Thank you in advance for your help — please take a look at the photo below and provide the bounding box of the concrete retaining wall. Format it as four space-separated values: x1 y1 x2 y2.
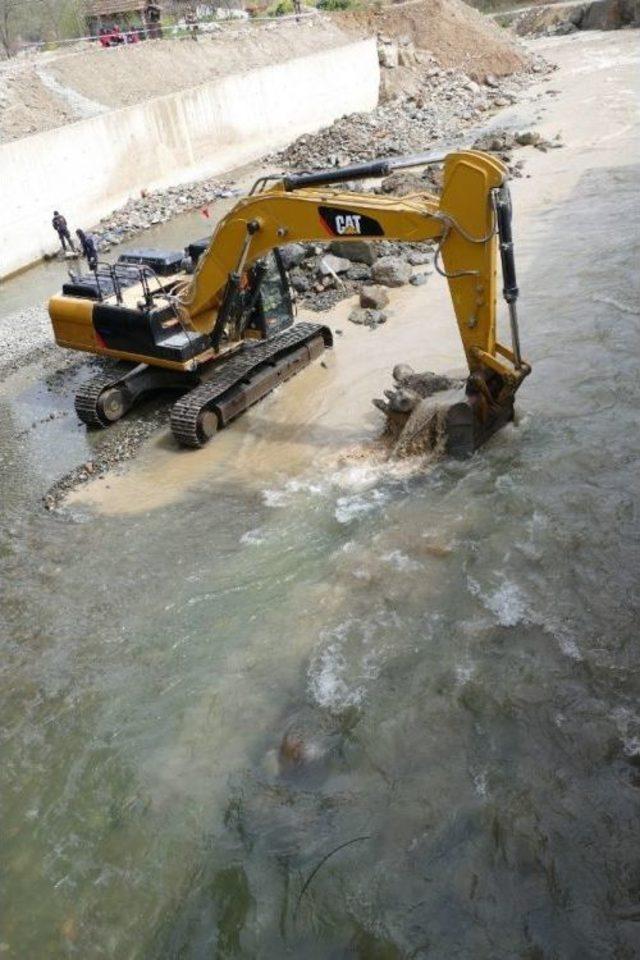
0 38 379 279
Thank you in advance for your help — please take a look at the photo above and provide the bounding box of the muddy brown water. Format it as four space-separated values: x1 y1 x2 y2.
1 31 640 959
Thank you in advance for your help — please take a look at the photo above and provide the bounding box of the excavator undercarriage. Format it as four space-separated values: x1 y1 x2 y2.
48 149 530 456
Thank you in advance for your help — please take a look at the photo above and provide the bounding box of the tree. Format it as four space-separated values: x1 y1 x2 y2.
0 0 19 57
0 0 88 57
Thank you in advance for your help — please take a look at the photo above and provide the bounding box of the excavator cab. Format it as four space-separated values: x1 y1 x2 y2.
254 250 294 338
231 250 294 341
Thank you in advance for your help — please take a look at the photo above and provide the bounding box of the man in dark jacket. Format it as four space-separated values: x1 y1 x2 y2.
76 229 98 269
52 211 75 252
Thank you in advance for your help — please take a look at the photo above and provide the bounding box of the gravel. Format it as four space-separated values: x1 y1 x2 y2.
0 305 55 381
43 401 172 511
88 177 239 256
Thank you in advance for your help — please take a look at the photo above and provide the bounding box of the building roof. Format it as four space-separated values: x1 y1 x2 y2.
85 0 147 17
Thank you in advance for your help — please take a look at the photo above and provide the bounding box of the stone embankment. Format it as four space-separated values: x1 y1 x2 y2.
512 0 640 36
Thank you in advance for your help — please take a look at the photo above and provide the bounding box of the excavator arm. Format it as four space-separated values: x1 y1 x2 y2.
49 149 530 454
181 150 529 399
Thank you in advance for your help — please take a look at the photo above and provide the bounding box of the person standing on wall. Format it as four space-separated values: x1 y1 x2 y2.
52 212 75 253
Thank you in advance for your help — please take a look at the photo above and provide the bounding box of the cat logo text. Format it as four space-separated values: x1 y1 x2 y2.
318 205 385 238
335 214 362 235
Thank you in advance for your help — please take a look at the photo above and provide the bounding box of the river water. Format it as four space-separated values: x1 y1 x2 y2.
1 31 639 959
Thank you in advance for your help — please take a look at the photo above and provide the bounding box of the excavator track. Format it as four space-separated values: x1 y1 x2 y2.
170 322 332 448
74 369 130 427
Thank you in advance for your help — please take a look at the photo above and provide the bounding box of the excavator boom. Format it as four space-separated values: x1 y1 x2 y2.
47 150 530 452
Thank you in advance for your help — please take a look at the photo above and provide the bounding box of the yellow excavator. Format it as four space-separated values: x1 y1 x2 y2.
48 149 530 455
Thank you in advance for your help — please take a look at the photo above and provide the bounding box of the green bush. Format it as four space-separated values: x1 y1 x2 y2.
317 0 356 10
268 0 293 14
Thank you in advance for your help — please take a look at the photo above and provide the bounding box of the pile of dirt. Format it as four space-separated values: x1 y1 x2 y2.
0 56 80 141
269 56 548 170
337 0 531 81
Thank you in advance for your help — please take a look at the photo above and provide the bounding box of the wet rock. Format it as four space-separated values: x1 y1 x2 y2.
407 250 431 266
329 240 376 265
372 256 411 288
515 130 542 146
288 268 310 293
279 733 305 768
360 285 390 310
346 263 373 282
349 307 388 327
393 368 464 398
384 386 421 413
393 363 415 381
279 243 307 269
318 254 351 276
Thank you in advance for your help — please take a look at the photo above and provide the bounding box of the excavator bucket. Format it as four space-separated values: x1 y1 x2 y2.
373 365 516 459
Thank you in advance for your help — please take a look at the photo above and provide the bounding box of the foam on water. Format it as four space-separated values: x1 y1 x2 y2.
467 575 528 627
334 488 387 525
307 615 394 712
381 549 422 572
241 528 266 546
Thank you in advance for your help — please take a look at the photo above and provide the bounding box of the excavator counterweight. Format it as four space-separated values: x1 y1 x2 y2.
47 150 530 454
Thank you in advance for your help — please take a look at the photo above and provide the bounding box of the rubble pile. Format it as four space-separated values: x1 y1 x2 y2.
270 47 549 171
281 237 434 319
89 178 238 254
471 127 565 175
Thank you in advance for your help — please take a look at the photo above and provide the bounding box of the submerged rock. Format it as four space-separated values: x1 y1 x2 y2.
349 307 388 327
360 285 390 310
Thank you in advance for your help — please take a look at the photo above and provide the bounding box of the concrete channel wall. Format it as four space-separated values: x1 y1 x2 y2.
0 38 379 279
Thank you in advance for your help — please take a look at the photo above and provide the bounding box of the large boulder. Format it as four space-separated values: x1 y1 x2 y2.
279 243 307 270
378 39 399 68
318 254 351 276
582 0 639 29
329 240 377 265
360 285 390 310
372 256 411 288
